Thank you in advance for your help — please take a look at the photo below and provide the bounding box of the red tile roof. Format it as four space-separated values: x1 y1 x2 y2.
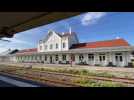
70 39 130 49
15 39 130 55
16 48 37 55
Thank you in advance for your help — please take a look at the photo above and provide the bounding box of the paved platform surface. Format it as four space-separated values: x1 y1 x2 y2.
0 73 50 87
0 79 16 87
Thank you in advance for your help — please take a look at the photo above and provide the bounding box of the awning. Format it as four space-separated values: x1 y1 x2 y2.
0 12 82 38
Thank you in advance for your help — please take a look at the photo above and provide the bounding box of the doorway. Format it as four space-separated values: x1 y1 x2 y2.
99 54 106 66
115 53 123 67
88 54 94 65
50 56 53 64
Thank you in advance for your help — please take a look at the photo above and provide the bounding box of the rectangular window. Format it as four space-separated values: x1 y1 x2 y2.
115 56 118 61
63 43 66 48
39 55 42 60
88 54 94 61
35 56 37 60
40 46 42 50
33 56 35 60
45 55 47 61
120 56 123 62
115 53 123 62
31 56 33 60
55 55 59 61
26 56 28 60
103 56 105 61
45 45 47 50
99 56 102 61
62 55 66 61
99 54 106 61
25 56 27 60
50 44 53 49
79 54 84 61
56 43 58 49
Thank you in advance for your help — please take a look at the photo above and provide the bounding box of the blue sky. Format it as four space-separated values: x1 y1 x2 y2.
0 12 134 53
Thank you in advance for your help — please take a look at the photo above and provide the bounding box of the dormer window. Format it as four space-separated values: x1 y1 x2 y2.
39 40 43 44
63 42 66 48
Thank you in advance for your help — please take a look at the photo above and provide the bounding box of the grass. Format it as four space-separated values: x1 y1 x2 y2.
34 67 116 78
0 65 130 87
0 64 133 80
73 78 126 87
0 64 133 79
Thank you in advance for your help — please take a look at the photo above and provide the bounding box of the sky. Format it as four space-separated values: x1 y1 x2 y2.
0 12 134 53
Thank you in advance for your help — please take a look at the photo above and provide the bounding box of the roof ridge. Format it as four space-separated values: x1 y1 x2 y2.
77 38 126 44
90 38 125 44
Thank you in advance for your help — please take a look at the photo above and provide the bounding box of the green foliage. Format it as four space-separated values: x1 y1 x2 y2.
35 67 116 78
74 79 126 87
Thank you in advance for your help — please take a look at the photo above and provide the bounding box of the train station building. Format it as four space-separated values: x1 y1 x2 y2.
9 30 134 67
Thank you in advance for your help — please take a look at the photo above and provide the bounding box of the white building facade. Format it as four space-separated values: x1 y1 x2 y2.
12 30 134 67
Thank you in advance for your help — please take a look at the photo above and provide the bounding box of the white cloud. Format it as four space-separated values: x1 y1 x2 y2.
81 12 106 26
115 36 121 39
3 37 33 46
14 39 32 45
0 38 33 53
0 48 8 53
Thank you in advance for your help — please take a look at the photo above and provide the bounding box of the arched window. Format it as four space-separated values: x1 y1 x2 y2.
56 43 58 49
63 42 66 48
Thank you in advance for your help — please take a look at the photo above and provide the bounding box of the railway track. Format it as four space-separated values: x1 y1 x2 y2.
1 66 134 86
0 72 81 87
0 68 81 87
28 69 134 85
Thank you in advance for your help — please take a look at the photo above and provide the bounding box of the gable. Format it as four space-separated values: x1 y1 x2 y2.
42 31 61 43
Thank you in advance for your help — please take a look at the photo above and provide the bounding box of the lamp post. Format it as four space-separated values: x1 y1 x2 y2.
70 54 74 67
70 60 72 67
